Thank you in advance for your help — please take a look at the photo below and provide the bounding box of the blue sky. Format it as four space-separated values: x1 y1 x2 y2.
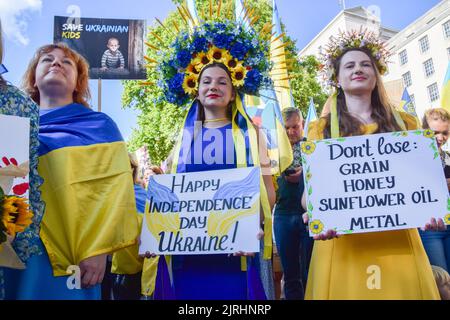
1 0 442 141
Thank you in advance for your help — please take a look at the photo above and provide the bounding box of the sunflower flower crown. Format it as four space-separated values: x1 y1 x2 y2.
0 186 33 244
320 29 390 87
154 20 272 106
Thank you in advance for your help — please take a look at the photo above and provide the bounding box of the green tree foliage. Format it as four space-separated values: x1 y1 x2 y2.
122 0 326 164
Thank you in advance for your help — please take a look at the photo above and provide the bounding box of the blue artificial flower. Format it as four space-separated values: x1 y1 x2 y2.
176 49 192 69
244 69 262 93
190 37 208 53
213 33 232 49
168 73 185 94
230 41 247 60
215 23 227 33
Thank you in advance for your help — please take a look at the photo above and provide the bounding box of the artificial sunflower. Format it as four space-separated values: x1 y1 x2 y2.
182 73 198 96
207 46 228 64
423 129 434 139
186 63 200 75
444 213 450 225
309 219 324 235
301 141 316 155
231 65 247 87
192 52 212 73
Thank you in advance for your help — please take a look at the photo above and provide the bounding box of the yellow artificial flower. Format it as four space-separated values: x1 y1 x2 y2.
444 213 450 225
192 52 212 73
186 63 200 75
207 46 228 64
309 219 324 235
423 129 434 138
301 141 316 155
231 65 247 87
182 73 199 95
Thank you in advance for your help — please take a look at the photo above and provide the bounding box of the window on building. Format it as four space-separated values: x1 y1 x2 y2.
402 71 412 87
423 58 435 77
443 20 450 38
419 35 430 53
399 49 408 65
427 83 440 102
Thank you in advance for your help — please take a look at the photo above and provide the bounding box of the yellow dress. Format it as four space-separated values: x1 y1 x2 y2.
305 113 440 300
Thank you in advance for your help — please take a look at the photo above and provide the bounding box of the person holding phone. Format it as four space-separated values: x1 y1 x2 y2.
273 107 313 300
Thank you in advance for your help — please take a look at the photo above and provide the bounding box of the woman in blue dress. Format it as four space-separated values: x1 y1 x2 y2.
141 20 276 300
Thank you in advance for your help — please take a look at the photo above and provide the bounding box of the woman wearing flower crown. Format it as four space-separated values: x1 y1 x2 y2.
140 21 276 300
302 30 445 299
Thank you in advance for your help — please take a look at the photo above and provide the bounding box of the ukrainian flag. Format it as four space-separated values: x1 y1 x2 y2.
399 88 420 126
38 103 138 276
304 98 318 137
442 62 450 112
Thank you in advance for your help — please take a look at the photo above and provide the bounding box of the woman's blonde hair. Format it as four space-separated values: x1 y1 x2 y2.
22 42 91 106
432 265 450 287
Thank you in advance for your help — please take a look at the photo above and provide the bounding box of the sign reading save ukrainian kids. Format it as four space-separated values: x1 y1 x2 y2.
301 130 450 236
139 167 261 255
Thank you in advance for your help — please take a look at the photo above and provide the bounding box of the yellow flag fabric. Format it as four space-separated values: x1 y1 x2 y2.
111 214 144 275
39 141 139 276
441 62 450 112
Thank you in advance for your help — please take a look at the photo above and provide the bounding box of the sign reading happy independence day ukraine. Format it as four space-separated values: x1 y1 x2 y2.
139 167 260 255
301 130 450 236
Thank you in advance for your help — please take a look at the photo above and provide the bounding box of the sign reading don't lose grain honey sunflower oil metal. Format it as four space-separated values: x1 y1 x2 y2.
301 130 450 237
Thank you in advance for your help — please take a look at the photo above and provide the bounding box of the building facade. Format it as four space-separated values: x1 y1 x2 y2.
383 0 450 119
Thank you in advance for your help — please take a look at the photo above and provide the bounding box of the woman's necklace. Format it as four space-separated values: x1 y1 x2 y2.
204 117 229 123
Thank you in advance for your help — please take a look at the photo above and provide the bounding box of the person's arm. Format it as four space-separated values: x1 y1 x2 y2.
101 52 107 69
119 51 125 68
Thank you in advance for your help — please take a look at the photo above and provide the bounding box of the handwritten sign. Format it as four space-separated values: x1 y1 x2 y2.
301 130 449 236
139 167 260 255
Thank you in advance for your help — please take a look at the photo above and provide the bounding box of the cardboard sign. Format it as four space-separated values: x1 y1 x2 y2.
301 130 449 236
139 167 261 255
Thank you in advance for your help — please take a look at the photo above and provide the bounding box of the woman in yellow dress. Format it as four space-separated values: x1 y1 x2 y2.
303 30 445 300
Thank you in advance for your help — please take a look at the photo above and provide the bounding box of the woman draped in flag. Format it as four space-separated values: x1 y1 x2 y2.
5 43 139 300
0 20 44 300
303 30 445 299
140 20 276 300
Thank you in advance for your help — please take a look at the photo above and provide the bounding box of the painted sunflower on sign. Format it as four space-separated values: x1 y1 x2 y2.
301 141 316 155
423 129 434 139
444 213 450 225
310 219 324 235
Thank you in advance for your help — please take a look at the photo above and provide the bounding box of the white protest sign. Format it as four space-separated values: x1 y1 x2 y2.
139 167 260 255
0 114 30 198
0 114 30 269
301 130 449 236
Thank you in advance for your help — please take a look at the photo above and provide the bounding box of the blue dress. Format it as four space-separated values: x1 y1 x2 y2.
168 123 274 300
0 85 44 300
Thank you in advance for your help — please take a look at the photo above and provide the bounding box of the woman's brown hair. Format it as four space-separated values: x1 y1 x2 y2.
22 42 91 107
322 47 402 138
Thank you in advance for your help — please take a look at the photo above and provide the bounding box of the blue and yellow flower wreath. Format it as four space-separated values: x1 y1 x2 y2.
154 20 273 106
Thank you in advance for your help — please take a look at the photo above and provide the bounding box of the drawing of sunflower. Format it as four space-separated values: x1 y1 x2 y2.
310 219 324 235
423 129 434 138
301 141 316 155
444 214 450 225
